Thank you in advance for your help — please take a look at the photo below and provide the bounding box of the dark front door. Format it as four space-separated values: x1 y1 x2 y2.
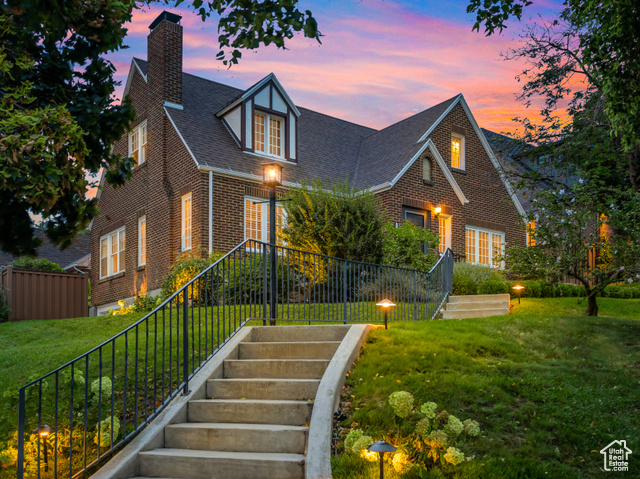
402 207 431 252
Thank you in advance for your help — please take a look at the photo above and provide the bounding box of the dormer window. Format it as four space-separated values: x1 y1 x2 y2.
129 120 147 166
254 112 283 158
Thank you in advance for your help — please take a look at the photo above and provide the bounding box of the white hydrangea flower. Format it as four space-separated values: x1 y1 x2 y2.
388 391 414 418
444 447 465 466
444 415 464 437
420 401 437 419
463 419 480 437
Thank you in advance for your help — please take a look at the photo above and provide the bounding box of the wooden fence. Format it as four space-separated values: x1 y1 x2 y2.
0 266 89 321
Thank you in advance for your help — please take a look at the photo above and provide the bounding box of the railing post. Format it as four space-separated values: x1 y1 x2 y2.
413 270 417 321
17 387 25 479
262 242 268 326
342 262 348 324
182 288 190 395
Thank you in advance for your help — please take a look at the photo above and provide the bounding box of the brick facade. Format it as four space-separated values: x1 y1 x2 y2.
91 15 526 310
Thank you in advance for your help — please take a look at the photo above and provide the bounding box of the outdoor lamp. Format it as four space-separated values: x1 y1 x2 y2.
376 299 396 330
367 440 397 479
434 205 442 216
262 162 283 187
512 284 525 304
32 424 53 472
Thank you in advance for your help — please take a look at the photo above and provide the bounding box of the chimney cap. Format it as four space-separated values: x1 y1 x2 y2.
149 11 182 30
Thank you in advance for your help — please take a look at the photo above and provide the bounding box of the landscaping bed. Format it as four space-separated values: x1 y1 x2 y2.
332 298 640 478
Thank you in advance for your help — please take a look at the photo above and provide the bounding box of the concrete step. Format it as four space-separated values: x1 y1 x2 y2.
188 399 313 426
224 359 330 379
442 308 508 319
446 300 509 311
165 423 308 454
448 294 510 303
138 448 305 479
249 325 350 342
207 378 320 400
238 341 340 360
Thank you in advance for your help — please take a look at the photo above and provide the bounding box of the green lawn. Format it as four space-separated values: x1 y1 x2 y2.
332 297 640 478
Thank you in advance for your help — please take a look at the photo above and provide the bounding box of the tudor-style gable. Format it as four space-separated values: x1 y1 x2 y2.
216 73 301 162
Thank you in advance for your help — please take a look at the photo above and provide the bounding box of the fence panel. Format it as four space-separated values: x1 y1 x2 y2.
0 267 89 321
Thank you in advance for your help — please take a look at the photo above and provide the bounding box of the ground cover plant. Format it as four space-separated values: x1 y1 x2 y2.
333 297 640 478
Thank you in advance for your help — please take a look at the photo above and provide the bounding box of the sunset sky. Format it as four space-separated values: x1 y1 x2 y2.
107 0 562 135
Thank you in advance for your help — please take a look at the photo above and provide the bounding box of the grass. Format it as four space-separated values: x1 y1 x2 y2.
332 297 640 478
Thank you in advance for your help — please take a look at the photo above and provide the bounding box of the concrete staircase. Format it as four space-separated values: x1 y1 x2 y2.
133 325 350 479
441 294 510 319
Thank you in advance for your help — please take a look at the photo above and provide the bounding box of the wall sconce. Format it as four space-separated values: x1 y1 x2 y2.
376 299 396 329
434 205 442 217
367 440 397 479
32 424 53 472
512 284 525 304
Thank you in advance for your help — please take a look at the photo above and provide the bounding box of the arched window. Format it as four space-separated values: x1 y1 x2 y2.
422 156 432 182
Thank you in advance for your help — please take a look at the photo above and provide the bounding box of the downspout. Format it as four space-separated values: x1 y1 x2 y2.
209 170 213 254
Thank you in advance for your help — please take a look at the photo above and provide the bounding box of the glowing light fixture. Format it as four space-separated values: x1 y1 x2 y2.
434 205 442 216
367 440 397 479
31 425 54 472
512 284 525 304
262 162 283 187
376 299 396 329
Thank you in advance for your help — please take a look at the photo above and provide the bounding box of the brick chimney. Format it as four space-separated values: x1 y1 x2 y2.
147 11 183 106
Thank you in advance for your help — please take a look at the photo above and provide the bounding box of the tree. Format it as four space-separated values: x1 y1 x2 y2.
0 0 320 256
281 179 387 263
504 183 640 316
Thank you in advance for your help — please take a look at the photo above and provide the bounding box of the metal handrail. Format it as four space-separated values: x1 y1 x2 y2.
15 241 453 479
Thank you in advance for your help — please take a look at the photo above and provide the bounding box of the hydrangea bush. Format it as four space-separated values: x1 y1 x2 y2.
340 391 481 475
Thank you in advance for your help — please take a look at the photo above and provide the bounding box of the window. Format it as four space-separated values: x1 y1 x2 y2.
128 120 147 166
138 216 146 266
254 112 284 158
422 157 432 182
465 226 504 267
181 193 192 251
527 220 536 247
403 208 429 229
438 215 452 254
451 133 464 170
244 197 285 243
100 227 125 279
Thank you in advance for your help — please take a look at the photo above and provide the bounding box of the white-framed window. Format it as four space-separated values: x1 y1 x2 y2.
527 220 536 247
181 193 192 251
422 157 432 182
244 197 285 243
138 216 146 266
438 215 452 254
254 112 284 158
451 133 465 170
128 120 147 166
99 227 125 279
465 226 504 267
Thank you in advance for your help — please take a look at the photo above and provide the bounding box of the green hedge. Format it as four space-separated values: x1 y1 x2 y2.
478 279 510 295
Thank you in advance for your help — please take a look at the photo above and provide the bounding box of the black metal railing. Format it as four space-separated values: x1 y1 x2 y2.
16 240 453 479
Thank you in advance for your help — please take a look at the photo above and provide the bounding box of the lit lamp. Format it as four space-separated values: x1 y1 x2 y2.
32 424 53 472
367 440 397 479
434 205 442 217
376 299 396 330
512 284 525 304
262 162 284 325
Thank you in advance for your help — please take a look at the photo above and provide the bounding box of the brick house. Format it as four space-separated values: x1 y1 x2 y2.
90 11 526 313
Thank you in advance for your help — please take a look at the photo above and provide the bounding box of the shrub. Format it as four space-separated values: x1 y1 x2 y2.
160 250 223 300
478 279 509 295
131 293 161 313
452 262 502 295
383 221 438 271
0 290 10 323
557 283 583 297
9 257 64 272
453 273 477 295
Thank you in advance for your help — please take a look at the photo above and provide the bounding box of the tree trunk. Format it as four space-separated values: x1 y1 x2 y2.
586 293 599 316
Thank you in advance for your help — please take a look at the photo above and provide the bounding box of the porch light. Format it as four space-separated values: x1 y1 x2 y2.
31 425 54 472
376 299 396 330
512 284 525 304
262 162 283 187
434 205 442 216
367 440 397 479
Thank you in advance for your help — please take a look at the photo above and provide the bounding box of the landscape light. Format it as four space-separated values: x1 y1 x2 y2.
31 425 54 472
512 284 525 304
376 299 396 329
367 440 397 479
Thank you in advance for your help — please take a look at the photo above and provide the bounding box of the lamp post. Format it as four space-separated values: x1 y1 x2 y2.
32 424 53 472
512 284 524 304
376 299 396 329
262 162 283 326
367 440 397 479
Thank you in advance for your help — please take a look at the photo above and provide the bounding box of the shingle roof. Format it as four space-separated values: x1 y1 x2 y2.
0 230 91 268
134 59 458 189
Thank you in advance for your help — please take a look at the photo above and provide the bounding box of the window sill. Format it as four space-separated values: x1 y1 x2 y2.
423 179 434 186
98 272 125 284
136 265 146 271
133 161 148 173
451 167 467 175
